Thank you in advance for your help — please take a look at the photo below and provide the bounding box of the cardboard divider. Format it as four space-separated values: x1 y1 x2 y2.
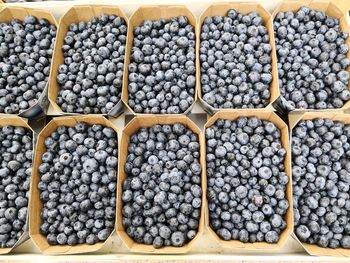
289 111 350 257
29 115 119 255
272 0 350 112
0 116 34 254
0 7 57 118
116 115 205 253
122 5 198 115
48 5 129 117
197 3 279 115
203 110 293 250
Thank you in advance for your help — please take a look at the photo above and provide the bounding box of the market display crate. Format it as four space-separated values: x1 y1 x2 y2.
0 0 349 261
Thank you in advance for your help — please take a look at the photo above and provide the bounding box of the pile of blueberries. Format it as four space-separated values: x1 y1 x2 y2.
293 118 350 249
56 14 127 114
274 6 350 110
0 16 56 114
128 16 196 114
38 122 118 245
206 117 289 243
200 9 273 109
0 125 33 248
122 123 202 248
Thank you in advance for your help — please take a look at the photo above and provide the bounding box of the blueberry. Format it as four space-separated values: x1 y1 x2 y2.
258 167 272 179
217 228 231 240
265 230 279 243
153 236 164 248
171 231 185 247
57 233 68 245
341 236 350 249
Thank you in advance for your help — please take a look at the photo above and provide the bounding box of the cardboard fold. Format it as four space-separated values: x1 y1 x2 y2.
0 7 57 118
272 0 350 112
332 0 350 15
0 116 34 254
48 5 129 118
203 110 293 250
116 115 205 253
197 3 279 115
29 115 119 255
289 111 350 257
122 5 198 116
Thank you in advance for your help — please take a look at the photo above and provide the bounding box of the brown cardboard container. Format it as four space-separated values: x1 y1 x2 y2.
29 115 119 254
122 5 198 116
48 5 128 117
203 110 293 250
289 111 350 257
332 0 350 13
116 115 205 253
272 0 350 112
0 7 57 118
197 3 279 115
0 116 34 254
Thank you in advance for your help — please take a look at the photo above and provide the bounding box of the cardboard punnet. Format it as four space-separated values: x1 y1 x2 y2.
122 5 198 116
289 111 350 257
29 115 119 255
0 116 34 254
203 110 293 250
332 0 350 14
0 7 57 118
116 115 205 253
197 2 279 115
48 5 128 117
272 0 350 113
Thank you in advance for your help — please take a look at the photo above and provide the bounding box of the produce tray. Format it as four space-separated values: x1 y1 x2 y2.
0 0 350 261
